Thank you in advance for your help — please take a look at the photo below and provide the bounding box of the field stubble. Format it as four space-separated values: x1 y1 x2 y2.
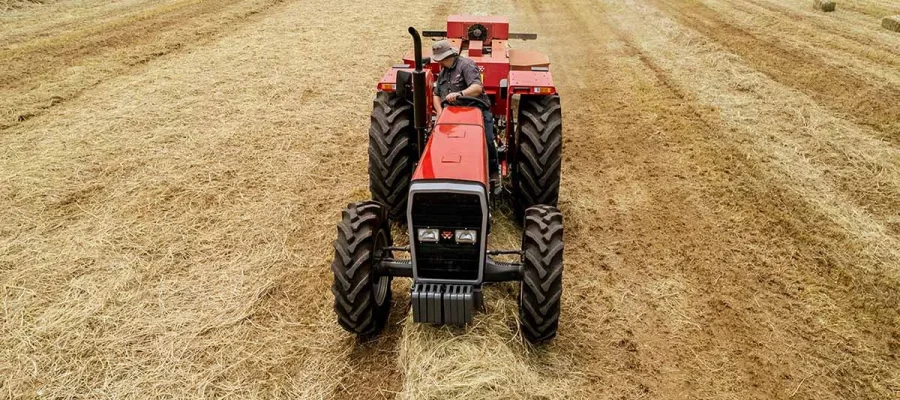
1 0 898 399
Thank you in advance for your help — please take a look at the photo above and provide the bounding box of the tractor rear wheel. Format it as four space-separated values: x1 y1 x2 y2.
513 95 562 219
331 201 393 336
519 205 563 343
369 91 414 221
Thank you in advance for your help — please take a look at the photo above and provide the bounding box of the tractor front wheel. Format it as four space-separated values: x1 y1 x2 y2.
519 205 563 343
331 201 393 336
369 91 414 221
513 95 562 219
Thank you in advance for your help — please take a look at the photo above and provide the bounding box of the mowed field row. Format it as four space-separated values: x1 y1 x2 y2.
1 0 898 399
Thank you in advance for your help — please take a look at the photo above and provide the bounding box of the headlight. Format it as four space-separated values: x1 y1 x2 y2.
417 228 439 243
455 229 477 244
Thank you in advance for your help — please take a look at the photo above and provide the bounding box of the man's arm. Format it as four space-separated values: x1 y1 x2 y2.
437 87 485 117
433 94 443 118
446 83 483 102
460 82 484 97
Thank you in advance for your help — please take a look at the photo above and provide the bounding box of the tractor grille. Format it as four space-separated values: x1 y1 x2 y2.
415 243 480 280
411 192 485 281
411 192 483 227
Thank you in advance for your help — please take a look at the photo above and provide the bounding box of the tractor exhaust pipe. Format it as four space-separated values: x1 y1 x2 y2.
408 27 427 155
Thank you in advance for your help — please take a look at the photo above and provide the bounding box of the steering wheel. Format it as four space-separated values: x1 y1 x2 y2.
441 95 491 110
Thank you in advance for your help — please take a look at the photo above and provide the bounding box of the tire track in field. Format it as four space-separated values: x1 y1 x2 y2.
607 1 900 396
552 0 794 396
332 290 410 399
520 0 897 397
0 0 287 131
647 0 900 144
526 0 814 396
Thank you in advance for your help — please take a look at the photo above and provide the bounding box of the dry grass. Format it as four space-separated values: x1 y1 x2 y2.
0 0 448 397
721 0 900 88
673 0 900 222
606 0 900 396
398 209 582 400
399 286 577 400
2 0 899 399
0 0 51 11
0 0 283 130
837 0 900 18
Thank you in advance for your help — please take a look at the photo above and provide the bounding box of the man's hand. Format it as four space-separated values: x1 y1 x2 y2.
445 91 462 103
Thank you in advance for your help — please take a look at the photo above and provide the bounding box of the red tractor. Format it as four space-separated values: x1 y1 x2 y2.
331 16 563 343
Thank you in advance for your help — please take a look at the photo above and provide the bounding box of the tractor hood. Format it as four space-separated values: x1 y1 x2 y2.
411 106 488 187
407 106 489 285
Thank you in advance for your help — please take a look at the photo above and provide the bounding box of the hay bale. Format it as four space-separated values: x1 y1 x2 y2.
883 16 900 32
813 0 836 12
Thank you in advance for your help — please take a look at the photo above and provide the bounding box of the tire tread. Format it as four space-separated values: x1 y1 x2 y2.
331 201 392 336
514 95 563 218
369 92 413 221
519 205 564 343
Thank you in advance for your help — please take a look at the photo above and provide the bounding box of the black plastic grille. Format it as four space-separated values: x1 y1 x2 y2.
415 242 480 280
411 192 483 228
411 192 484 281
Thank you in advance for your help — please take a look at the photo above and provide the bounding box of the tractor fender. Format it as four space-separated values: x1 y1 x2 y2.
377 67 435 103
507 70 556 96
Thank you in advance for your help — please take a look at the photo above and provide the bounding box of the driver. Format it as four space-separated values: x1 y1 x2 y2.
431 39 500 186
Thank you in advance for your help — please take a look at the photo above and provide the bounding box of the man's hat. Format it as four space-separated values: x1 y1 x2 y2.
431 40 458 61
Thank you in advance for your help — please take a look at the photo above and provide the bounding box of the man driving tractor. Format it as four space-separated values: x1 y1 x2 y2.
431 39 500 186
331 20 564 343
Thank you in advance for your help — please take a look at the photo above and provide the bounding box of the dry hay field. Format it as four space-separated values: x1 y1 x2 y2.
1 0 899 399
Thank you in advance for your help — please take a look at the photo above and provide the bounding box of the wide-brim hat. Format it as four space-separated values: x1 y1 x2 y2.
431 39 458 61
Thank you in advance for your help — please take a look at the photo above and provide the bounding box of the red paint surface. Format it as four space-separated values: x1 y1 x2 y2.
412 107 488 186
376 68 434 111
447 15 510 41
468 40 484 57
376 16 557 180
508 70 556 93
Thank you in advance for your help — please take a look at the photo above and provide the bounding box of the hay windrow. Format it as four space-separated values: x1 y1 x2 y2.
0 0 52 11
0 0 444 397
399 286 580 400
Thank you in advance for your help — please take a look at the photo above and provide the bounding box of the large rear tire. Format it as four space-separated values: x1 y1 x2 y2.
331 201 393 336
369 92 414 221
519 205 563 343
513 95 562 219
